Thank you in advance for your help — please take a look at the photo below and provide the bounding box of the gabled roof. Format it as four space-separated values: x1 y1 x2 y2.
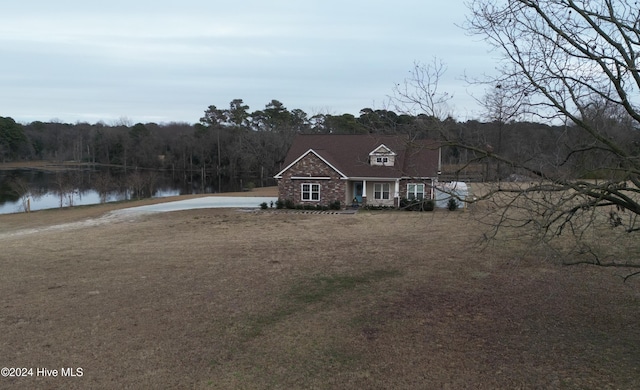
369 144 397 156
276 134 440 179
274 149 348 179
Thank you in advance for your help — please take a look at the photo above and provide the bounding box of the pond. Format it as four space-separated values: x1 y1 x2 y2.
0 167 232 215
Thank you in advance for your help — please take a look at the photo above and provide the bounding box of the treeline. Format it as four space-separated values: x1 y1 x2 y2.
2 98 638 190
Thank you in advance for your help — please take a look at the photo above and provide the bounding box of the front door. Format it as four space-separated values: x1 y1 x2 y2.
353 182 363 203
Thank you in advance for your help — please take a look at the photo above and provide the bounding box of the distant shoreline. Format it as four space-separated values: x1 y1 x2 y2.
0 160 178 172
0 161 278 196
0 160 98 171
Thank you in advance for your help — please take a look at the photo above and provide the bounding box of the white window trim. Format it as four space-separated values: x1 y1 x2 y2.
407 183 425 200
291 176 331 180
374 183 391 200
301 183 321 202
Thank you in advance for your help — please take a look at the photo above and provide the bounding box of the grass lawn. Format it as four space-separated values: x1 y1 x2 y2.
0 199 639 389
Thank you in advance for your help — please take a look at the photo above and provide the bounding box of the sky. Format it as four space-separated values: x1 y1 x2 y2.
1 1 497 125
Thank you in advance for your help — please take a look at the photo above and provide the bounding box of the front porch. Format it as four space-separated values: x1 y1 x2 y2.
347 178 437 208
347 179 398 208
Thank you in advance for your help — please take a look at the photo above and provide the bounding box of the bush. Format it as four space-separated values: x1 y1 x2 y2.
423 199 435 211
329 200 341 210
403 198 421 211
366 204 394 210
447 198 459 211
275 199 285 209
401 198 434 211
285 199 295 209
260 202 268 210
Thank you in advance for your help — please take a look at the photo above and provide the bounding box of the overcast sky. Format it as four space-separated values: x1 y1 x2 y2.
1 1 497 125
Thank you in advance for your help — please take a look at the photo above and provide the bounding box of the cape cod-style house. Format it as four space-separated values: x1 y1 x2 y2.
274 134 441 208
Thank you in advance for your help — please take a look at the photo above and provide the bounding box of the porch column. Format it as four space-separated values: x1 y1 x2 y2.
361 179 367 205
430 179 435 200
394 179 400 208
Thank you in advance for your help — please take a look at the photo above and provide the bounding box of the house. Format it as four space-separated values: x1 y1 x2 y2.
274 134 441 208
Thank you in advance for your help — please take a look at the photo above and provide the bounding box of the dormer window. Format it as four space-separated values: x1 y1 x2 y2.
370 144 396 166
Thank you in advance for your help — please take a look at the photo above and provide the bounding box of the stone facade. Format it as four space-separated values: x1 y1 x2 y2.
277 152 437 208
277 152 347 206
277 135 442 209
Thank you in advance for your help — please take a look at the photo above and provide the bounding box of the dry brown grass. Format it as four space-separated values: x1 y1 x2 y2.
1 199 639 389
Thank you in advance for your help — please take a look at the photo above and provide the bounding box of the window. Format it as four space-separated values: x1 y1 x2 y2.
407 183 425 200
370 144 396 167
301 183 320 201
371 155 393 166
374 183 390 200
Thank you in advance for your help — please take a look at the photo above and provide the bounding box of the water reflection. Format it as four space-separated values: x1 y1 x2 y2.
0 168 212 215
0 187 184 215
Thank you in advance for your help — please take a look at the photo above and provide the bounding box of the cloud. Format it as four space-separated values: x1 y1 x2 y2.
1 1 495 124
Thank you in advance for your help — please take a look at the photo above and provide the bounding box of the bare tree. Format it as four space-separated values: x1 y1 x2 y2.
478 85 527 180
52 172 78 208
93 171 115 204
389 59 453 123
463 0 640 275
127 170 147 200
7 177 43 212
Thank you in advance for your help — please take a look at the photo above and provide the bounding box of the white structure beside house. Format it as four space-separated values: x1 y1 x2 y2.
435 181 469 209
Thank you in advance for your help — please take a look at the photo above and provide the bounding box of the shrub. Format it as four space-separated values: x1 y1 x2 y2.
407 199 422 211
447 198 459 211
275 199 285 209
285 199 295 209
401 198 416 210
260 202 268 210
423 199 435 211
365 204 394 210
401 198 434 211
329 200 341 210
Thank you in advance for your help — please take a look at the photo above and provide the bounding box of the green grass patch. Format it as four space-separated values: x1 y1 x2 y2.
241 269 401 340
287 269 402 304
321 345 361 366
241 306 298 339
